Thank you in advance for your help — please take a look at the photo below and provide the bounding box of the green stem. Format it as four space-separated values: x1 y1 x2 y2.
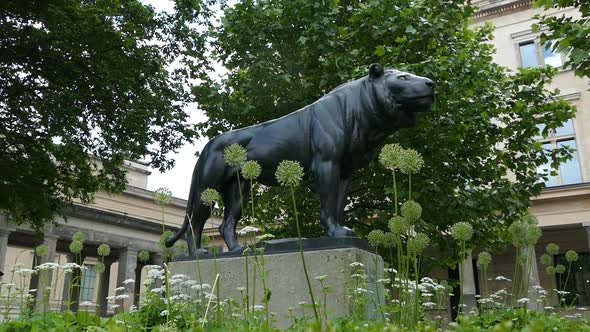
188 215 205 316
290 186 320 324
409 173 412 201
392 171 398 216
203 274 220 327
245 253 250 316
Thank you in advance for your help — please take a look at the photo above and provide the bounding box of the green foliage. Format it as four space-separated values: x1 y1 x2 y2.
0 0 212 230
534 0 590 77
195 0 575 266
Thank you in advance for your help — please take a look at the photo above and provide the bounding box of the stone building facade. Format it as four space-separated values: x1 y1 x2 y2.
465 0 590 308
0 162 224 316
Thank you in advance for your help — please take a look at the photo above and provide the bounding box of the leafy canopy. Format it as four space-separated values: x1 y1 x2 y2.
0 0 213 230
534 0 590 78
194 0 576 264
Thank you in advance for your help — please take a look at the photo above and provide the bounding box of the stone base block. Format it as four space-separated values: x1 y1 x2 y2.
168 238 384 328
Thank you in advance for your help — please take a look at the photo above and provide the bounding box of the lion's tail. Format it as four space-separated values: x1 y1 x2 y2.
165 162 200 249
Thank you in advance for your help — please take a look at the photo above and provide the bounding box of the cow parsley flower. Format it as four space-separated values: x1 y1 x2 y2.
314 275 327 281
238 226 260 236
201 188 220 206
451 222 473 241
122 279 135 285
275 160 304 187
224 144 247 167
241 160 262 180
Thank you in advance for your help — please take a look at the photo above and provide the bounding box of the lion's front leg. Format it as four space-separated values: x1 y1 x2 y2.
314 160 355 238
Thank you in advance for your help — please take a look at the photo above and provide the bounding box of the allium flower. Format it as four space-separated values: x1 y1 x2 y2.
565 250 579 263
154 187 173 206
35 244 49 258
69 241 83 254
545 266 556 275
379 143 404 170
540 253 553 266
398 149 424 175
367 229 385 247
382 232 396 249
389 216 409 235
138 250 150 263
238 226 260 236
507 221 528 247
97 243 111 257
407 232 430 255
275 160 304 187
546 243 559 255
555 264 566 274
451 222 473 241
476 252 492 270
72 231 86 243
401 200 422 223
241 160 262 180
224 144 247 167
95 262 106 274
201 188 220 207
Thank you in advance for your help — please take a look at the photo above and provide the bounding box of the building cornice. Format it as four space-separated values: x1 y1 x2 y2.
532 182 590 202
474 0 533 22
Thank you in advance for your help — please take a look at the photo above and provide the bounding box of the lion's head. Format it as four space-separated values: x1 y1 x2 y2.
368 63 435 127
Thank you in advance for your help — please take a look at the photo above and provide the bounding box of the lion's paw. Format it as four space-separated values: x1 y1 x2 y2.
329 226 356 238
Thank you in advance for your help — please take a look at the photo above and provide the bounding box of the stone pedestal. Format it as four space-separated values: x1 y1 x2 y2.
169 238 384 328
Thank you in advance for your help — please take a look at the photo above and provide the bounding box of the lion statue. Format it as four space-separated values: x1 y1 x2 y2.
166 63 435 255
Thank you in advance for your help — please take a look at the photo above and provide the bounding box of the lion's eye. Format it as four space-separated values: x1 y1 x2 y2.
397 75 407 80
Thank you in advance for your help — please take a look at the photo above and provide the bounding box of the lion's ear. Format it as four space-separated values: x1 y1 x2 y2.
368 63 384 80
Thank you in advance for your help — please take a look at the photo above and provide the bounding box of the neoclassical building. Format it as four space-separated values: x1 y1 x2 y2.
468 0 590 307
0 161 224 316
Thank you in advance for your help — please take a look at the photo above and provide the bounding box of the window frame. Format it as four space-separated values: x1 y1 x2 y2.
511 28 566 70
536 120 583 187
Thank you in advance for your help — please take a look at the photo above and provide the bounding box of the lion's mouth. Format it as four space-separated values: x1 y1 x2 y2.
399 95 434 112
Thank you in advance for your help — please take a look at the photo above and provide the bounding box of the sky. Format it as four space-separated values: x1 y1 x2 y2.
143 0 216 200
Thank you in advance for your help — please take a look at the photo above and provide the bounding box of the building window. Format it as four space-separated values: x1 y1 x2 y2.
518 40 563 68
555 253 590 306
80 265 97 302
536 119 582 187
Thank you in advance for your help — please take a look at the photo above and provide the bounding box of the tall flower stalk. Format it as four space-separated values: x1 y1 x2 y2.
451 221 473 315
275 160 319 324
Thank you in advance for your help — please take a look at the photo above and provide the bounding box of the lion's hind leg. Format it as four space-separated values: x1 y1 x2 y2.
219 178 250 252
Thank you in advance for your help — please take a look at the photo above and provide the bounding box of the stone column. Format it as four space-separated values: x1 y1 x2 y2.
520 246 542 312
96 258 114 317
116 246 138 313
0 229 11 279
61 254 76 311
461 253 477 313
0 213 15 280
33 234 58 312
133 263 144 307
61 253 86 313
